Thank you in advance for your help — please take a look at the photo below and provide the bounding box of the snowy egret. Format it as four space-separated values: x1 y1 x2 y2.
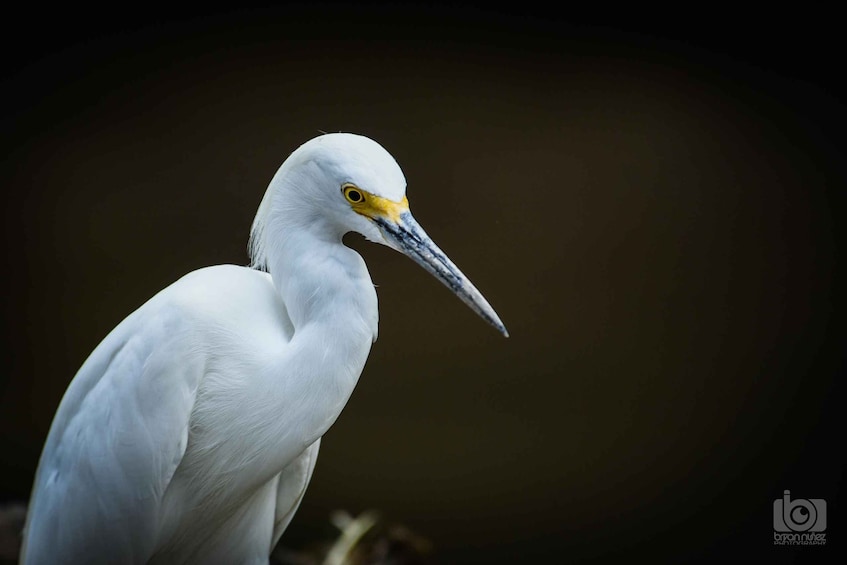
21 133 507 564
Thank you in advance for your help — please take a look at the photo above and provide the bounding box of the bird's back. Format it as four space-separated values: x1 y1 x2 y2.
22 265 296 564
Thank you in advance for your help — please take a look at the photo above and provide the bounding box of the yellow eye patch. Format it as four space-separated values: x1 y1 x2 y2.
342 183 409 223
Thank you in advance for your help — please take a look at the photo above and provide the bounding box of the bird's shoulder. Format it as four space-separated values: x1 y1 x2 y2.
165 265 291 333
48 264 288 420
47 264 292 443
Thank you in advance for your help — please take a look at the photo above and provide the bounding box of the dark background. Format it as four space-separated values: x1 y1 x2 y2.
1 3 843 563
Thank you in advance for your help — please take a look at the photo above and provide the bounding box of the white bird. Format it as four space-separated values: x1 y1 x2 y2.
21 133 507 564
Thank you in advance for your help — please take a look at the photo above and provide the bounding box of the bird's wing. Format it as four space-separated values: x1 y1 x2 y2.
271 438 321 550
21 300 205 565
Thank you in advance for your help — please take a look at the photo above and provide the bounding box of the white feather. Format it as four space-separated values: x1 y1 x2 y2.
22 132 503 564
22 133 394 564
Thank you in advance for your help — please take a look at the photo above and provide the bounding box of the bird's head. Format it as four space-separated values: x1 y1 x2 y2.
251 133 507 336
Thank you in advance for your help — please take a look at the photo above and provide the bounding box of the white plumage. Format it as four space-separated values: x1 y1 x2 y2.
21 133 506 564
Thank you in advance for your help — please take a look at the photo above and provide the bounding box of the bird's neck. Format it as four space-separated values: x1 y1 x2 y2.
269 226 378 339
259 226 377 450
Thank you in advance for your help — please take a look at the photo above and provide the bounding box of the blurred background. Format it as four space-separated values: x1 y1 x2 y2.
1 2 843 563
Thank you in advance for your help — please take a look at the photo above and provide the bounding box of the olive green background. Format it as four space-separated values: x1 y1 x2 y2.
1 4 843 563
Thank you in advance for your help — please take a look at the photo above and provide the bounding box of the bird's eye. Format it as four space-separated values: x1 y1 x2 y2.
343 184 365 204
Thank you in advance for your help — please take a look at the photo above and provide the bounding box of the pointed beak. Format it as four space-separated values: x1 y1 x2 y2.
374 212 508 337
